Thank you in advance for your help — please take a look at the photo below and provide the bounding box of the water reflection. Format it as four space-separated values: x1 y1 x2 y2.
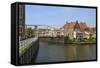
63 44 96 61
35 42 96 63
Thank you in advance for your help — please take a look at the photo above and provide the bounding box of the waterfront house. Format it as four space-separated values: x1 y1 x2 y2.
62 21 83 41
62 21 96 41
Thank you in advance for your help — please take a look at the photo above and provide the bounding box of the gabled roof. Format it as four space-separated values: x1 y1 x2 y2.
79 22 87 30
63 21 88 31
63 22 77 29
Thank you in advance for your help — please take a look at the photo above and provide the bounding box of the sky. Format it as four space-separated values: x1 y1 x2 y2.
25 5 96 29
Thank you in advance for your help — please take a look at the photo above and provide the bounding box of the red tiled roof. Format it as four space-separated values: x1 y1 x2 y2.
63 21 88 30
63 22 76 28
79 22 87 30
85 27 96 34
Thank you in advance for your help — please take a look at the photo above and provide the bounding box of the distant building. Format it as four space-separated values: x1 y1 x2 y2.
31 20 96 40
33 28 56 37
85 27 96 38
79 22 88 30
62 21 83 41
79 22 90 39
55 29 65 37
62 20 96 41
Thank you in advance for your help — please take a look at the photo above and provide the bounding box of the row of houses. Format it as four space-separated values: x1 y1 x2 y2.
19 18 96 41
32 21 96 41
32 29 58 37
61 21 96 41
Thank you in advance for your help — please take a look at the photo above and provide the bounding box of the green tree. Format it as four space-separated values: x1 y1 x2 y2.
26 27 33 37
64 36 72 44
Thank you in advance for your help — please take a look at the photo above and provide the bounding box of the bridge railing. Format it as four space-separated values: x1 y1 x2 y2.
19 36 38 56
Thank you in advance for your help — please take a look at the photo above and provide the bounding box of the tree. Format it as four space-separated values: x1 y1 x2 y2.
26 27 33 38
64 36 72 43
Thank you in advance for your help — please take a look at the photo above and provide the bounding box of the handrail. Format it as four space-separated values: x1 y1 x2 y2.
19 37 38 56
